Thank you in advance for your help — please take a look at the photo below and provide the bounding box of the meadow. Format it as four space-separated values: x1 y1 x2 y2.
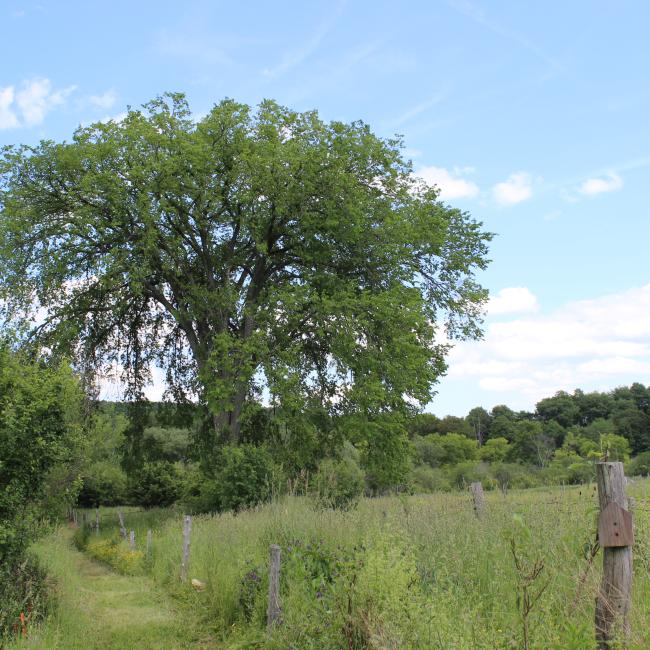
55 480 650 649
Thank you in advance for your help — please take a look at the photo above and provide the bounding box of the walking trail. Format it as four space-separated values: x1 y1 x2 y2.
15 527 210 650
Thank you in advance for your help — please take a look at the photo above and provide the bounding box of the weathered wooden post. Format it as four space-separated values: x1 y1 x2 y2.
146 529 152 559
118 511 127 539
470 481 485 518
129 530 136 550
95 508 100 535
267 544 282 632
81 512 87 527
180 515 191 582
595 462 633 649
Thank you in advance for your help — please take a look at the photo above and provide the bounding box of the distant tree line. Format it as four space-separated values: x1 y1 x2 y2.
74 382 650 513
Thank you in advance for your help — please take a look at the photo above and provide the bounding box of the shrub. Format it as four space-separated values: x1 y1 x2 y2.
188 445 281 514
410 465 452 493
0 345 83 639
77 461 128 507
448 462 497 490
479 437 510 463
627 451 650 477
313 445 365 510
491 463 541 491
128 461 182 508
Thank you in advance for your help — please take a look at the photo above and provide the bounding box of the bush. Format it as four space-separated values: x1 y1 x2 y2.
77 461 128 506
313 445 365 510
627 451 650 477
491 463 541 491
188 445 281 514
410 465 452 493
0 345 83 639
448 462 497 490
128 461 182 508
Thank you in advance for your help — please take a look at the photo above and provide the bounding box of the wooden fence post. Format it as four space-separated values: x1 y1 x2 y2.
470 482 485 518
129 530 136 550
95 508 100 535
146 529 152 559
267 544 282 632
180 515 191 582
118 511 127 539
595 462 633 649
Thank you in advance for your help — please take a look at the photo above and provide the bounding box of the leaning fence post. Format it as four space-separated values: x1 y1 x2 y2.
595 462 633 649
470 481 485 518
129 530 136 550
267 544 282 632
146 529 152 559
180 515 191 582
118 510 127 539
95 508 100 535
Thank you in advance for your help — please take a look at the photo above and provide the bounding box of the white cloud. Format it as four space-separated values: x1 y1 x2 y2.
488 287 539 315
17 78 76 126
578 172 623 196
0 86 19 129
492 171 533 205
89 89 117 110
417 165 479 200
0 78 75 129
446 284 650 406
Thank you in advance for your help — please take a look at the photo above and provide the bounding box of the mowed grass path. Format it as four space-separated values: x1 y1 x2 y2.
14 526 210 650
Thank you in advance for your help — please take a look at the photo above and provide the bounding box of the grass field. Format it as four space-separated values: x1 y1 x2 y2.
17 481 650 649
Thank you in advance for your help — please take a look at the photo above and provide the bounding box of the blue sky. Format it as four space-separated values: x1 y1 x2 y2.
2 0 650 415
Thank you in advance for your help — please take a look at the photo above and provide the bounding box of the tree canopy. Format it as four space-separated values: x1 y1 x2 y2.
0 93 491 446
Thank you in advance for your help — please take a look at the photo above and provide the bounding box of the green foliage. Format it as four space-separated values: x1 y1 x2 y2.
627 451 650 477
141 426 191 463
313 444 365 510
448 461 497 489
128 461 182 508
410 464 452 492
479 436 510 462
413 432 478 467
0 344 83 639
189 444 280 514
353 415 411 492
0 93 491 450
78 461 128 507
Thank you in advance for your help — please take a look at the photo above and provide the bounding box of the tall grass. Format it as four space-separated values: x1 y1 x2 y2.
76 481 650 649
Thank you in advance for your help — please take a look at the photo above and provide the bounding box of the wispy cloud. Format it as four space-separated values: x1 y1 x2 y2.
0 78 76 129
447 0 564 73
89 89 118 110
492 171 534 205
262 0 348 79
578 172 623 196
155 29 235 65
390 91 447 127
417 165 479 200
